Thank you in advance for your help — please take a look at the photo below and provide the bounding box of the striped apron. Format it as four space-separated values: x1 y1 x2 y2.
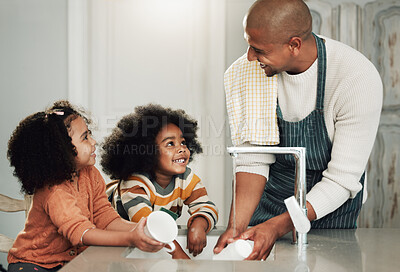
250 34 364 229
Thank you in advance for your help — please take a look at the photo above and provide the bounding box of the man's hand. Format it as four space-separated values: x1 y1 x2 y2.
213 227 242 254
214 171 267 254
239 221 279 260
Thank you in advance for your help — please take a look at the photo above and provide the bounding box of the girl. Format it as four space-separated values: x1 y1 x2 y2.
6 100 164 272
101 104 219 259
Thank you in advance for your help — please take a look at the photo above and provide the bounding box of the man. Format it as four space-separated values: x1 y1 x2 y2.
214 0 382 260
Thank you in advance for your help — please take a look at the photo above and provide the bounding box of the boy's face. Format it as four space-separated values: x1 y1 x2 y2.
155 123 190 179
69 116 97 171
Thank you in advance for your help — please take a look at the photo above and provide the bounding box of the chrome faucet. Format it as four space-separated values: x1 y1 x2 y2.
227 146 308 249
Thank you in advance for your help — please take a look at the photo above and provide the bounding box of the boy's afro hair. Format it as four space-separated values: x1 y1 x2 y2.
100 104 202 181
7 100 89 194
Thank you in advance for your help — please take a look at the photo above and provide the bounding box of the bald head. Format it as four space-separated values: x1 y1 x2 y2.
244 0 312 44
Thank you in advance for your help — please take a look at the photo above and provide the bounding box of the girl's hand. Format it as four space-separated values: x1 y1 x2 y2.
187 217 208 256
129 217 164 252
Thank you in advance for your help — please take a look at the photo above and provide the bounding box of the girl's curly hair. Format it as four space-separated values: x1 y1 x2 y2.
7 100 90 194
100 104 202 181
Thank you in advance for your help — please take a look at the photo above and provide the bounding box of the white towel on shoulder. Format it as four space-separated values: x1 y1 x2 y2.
224 53 279 146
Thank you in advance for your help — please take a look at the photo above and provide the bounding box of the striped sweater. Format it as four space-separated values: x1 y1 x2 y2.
106 168 218 232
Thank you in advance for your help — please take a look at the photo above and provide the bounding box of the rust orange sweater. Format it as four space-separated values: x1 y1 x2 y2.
7 166 120 269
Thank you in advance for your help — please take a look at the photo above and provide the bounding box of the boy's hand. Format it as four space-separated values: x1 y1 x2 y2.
170 241 191 259
187 217 208 256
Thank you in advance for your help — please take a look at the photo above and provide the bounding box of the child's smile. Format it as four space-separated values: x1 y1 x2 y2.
155 123 190 186
173 158 186 164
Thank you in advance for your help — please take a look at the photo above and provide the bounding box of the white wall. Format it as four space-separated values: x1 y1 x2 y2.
0 0 68 266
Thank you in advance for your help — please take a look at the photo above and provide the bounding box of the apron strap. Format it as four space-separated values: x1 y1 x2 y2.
313 33 327 111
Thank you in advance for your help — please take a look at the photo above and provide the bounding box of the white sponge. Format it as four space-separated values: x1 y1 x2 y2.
284 196 311 234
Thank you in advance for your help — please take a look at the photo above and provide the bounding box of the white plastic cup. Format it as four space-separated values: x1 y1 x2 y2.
212 239 253 261
144 211 178 253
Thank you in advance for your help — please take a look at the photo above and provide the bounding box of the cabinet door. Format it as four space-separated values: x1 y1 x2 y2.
358 1 400 228
306 0 339 39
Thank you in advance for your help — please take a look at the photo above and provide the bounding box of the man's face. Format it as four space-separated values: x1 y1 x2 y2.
244 27 292 77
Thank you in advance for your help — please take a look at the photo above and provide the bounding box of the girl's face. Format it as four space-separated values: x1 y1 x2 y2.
69 116 97 171
155 123 190 179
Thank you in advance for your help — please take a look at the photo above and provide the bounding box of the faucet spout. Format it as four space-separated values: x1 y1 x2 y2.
227 146 309 248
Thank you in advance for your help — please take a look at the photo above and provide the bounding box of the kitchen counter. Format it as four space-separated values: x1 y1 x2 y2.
60 228 400 272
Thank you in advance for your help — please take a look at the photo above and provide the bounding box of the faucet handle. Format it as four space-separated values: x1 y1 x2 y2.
284 196 311 234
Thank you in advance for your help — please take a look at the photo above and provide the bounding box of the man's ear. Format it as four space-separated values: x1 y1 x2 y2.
288 37 302 56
